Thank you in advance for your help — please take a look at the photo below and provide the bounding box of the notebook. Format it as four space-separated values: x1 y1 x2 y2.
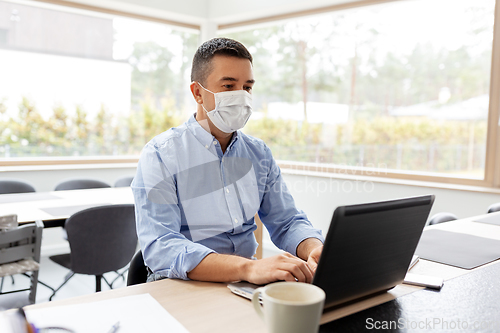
228 195 434 309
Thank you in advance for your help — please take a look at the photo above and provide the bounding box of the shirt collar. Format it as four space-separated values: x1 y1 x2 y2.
187 113 240 151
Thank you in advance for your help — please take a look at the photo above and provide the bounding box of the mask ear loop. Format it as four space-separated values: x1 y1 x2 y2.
195 81 215 114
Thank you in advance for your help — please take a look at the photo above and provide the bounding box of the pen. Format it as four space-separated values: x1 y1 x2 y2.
108 321 120 333
17 308 36 333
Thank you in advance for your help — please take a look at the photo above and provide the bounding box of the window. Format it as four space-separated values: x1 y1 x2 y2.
0 0 198 159
224 0 495 180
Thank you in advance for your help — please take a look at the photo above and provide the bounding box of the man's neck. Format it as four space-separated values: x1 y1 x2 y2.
195 110 233 153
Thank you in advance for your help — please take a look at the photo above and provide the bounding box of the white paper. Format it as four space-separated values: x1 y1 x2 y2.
25 293 189 333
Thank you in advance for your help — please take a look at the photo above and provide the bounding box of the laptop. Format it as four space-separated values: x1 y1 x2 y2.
228 195 435 309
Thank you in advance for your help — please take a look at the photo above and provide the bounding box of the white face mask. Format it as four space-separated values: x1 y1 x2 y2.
198 82 253 133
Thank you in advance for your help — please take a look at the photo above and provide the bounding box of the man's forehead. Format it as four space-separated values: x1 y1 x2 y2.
209 55 253 81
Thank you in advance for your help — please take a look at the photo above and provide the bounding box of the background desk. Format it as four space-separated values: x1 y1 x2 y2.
23 213 500 332
0 187 134 228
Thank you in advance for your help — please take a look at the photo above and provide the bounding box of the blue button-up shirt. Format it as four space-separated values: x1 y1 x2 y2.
131 114 324 280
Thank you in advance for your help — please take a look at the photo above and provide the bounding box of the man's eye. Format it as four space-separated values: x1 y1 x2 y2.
223 85 233 89
244 86 252 92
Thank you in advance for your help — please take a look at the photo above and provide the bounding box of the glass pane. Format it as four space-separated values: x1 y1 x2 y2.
225 0 494 179
0 0 198 158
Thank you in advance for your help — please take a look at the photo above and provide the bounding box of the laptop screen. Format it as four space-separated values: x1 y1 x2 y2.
313 195 434 309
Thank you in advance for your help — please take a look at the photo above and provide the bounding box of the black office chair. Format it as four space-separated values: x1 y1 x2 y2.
48 204 137 300
127 251 148 286
487 203 500 214
427 212 458 225
114 176 134 188
54 178 111 191
0 178 36 194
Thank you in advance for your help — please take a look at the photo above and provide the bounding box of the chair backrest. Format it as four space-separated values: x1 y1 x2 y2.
487 203 500 214
65 204 137 275
127 250 148 286
54 178 111 191
428 212 458 226
0 220 43 265
114 176 134 188
0 220 43 304
0 179 36 194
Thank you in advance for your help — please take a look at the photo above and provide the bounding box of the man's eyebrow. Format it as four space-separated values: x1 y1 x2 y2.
219 76 237 82
219 77 255 84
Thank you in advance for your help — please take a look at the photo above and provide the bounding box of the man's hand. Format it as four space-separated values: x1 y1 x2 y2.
187 238 323 284
296 238 324 274
306 245 323 272
244 252 314 285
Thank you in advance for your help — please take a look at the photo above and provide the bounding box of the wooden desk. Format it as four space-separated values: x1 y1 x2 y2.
0 187 135 227
23 213 500 332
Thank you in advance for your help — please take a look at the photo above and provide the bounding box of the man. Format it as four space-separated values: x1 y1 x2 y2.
132 37 324 285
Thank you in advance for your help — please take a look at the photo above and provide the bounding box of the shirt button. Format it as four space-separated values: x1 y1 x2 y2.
226 188 229 193
234 218 238 223
205 145 208 149
213 141 218 145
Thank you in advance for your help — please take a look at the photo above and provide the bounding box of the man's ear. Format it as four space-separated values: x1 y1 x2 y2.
190 82 203 105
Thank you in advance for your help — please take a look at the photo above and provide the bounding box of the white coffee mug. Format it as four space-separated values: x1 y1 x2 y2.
252 282 325 333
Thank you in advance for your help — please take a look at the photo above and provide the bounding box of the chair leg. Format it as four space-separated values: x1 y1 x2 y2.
37 279 56 292
0 276 17 293
110 267 129 288
49 271 76 301
102 275 113 289
64 271 74 281
21 273 55 292
28 270 39 304
96 275 102 292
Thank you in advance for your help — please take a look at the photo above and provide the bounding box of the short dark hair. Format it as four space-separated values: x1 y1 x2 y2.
191 37 253 85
